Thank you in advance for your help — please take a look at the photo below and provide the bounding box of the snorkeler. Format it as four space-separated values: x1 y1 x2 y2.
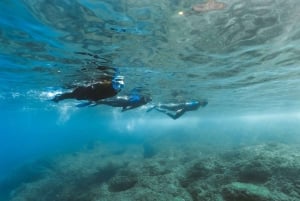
52 75 124 102
96 94 152 111
147 100 208 120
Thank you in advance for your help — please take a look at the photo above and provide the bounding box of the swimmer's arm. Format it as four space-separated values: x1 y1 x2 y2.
121 104 140 112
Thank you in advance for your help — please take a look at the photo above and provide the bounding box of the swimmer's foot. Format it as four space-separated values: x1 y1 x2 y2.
52 96 61 103
146 105 157 112
192 0 226 12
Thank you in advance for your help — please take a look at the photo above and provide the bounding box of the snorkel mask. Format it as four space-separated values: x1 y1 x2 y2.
186 100 199 107
186 100 208 107
112 75 125 91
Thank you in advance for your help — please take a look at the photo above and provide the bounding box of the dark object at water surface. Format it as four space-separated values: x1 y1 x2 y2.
192 0 226 12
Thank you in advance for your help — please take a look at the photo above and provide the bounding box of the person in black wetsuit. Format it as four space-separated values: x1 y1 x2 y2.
96 94 152 111
147 99 208 120
52 75 124 102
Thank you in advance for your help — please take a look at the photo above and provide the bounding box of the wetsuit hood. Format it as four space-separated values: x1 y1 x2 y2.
112 75 124 91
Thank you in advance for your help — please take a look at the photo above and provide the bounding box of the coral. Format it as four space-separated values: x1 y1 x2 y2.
6 142 300 201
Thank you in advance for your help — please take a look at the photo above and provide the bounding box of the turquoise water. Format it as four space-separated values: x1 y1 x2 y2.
1 0 300 200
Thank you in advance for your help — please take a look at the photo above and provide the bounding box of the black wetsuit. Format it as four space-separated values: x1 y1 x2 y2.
96 94 152 111
148 100 208 120
52 82 118 102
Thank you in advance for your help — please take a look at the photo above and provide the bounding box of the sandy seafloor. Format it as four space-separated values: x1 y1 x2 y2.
2 130 300 201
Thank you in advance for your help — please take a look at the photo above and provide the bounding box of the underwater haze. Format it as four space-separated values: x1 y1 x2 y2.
1 0 300 200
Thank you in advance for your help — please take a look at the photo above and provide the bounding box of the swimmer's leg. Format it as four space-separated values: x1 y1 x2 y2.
122 105 137 112
164 109 184 120
152 107 176 119
146 105 157 112
76 101 93 108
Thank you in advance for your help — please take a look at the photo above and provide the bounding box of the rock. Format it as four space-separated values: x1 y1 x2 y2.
237 161 272 183
108 176 138 192
186 183 222 201
180 159 222 188
222 182 290 201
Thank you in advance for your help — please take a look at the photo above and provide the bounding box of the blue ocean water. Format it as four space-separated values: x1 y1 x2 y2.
1 0 300 200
